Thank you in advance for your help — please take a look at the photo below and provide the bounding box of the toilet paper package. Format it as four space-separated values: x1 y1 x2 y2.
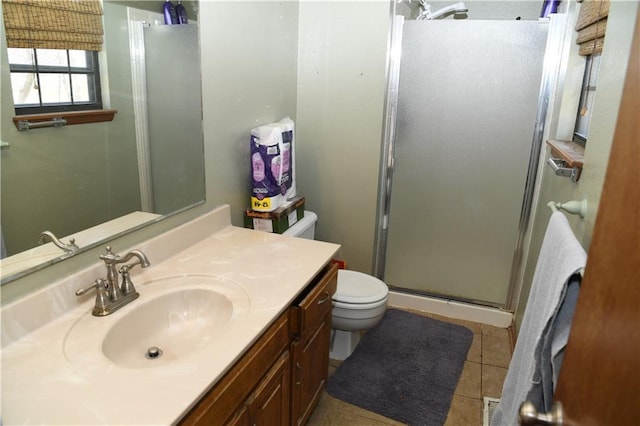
279 117 296 200
250 117 296 212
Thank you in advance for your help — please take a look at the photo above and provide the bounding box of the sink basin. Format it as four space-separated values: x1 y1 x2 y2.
64 274 251 369
103 288 233 367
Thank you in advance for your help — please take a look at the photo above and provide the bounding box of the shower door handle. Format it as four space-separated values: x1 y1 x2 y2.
518 401 563 425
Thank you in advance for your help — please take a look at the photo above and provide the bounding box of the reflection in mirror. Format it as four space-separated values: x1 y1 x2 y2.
0 0 204 284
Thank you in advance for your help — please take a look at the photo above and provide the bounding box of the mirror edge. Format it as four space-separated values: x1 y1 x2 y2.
1 200 210 305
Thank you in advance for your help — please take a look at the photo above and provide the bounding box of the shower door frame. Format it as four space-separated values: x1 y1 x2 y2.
373 13 567 310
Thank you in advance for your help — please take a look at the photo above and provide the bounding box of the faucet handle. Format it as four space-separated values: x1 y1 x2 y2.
99 246 119 264
76 278 103 296
76 278 110 315
67 237 80 251
119 265 139 296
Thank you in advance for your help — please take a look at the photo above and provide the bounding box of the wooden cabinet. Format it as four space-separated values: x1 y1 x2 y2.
178 312 290 425
178 263 337 426
226 351 291 426
290 264 338 426
250 350 291 425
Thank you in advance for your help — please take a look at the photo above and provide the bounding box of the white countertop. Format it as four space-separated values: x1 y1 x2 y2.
0 206 340 425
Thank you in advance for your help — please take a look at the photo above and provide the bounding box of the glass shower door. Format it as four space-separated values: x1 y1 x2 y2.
384 20 548 306
144 24 205 215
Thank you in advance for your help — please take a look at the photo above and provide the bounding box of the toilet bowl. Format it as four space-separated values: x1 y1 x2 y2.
283 211 389 360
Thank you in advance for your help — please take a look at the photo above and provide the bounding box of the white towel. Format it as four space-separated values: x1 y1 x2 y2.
491 212 586 426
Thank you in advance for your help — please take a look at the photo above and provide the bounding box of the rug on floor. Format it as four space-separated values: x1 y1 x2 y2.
326 309 473 426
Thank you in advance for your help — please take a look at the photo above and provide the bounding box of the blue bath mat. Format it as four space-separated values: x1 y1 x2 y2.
326 308 473 425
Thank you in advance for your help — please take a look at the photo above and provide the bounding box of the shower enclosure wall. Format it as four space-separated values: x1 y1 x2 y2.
375 17 549 307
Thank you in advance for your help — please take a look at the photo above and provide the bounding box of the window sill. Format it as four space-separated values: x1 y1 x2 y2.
547 139 585 168
12 110 117 131
546 139 585 182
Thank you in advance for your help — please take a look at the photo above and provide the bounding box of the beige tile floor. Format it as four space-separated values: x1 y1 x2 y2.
307 309 513 426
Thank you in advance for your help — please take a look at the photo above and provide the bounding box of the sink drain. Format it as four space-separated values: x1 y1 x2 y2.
145 346 163 360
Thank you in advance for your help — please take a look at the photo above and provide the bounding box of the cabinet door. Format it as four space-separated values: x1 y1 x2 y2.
179 313 290 426
249 350 291 426
291 311 332 426
226 405 251 426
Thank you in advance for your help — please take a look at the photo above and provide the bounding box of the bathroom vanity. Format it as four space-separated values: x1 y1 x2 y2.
0 206 340 425
180 262 337 425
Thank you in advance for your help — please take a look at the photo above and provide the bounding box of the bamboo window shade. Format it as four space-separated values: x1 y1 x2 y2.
2 0 103 51
575 0 609 56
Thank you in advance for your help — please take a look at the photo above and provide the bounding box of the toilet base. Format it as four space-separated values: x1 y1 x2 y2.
329 329 361 361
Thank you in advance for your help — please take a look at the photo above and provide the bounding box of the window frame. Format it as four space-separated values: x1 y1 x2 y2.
573 53 601 147
8 48 103 116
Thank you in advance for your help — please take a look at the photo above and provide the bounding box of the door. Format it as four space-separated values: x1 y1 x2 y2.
548 10 639 424
384 20 548 306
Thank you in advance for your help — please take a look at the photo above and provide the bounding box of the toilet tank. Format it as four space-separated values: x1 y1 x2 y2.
282 211 317 240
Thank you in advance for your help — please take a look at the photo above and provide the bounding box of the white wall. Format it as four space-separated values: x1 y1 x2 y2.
515 0 639 330
200 1 300 224
296 1 390 273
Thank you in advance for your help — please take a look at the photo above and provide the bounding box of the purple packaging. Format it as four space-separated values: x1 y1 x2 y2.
250 118 295 212
279 117 296 200
250 131 286 212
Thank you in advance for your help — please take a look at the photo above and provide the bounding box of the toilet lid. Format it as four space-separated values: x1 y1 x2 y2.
334 269 389 304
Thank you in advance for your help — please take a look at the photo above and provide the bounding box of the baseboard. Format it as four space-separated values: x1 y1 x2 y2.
388 291 512 328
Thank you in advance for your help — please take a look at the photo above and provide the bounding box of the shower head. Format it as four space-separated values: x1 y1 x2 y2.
418 1 468 20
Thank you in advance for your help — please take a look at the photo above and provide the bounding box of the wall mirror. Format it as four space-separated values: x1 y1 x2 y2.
0 0 205 284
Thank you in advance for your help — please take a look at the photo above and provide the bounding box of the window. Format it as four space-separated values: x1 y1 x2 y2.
8 48 102 115
573 54 601 146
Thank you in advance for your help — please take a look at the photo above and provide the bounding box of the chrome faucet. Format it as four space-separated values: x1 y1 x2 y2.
39 231 80 254
76 246 150 316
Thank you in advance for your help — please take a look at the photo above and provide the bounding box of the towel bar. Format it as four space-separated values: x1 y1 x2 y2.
547 200 587 219
546 157 581 182
17 117 66 131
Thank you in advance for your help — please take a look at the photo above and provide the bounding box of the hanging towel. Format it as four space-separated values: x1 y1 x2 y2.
491 212 586 426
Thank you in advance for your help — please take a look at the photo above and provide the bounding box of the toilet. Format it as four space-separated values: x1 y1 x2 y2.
283 211 389 360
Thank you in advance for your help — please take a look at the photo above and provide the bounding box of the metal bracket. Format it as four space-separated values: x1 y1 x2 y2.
546 157 581 183
17 117 67 131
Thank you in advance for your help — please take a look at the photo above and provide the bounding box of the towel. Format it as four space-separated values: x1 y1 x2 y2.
537 273 581 409
491 212 586 426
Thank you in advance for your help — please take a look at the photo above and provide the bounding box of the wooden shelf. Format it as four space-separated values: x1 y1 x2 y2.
546 139 585 183
547 139 585 168
12 109 117 130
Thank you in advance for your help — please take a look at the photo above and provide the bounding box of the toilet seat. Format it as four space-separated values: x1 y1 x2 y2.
333 269 388 305
332 298 387 310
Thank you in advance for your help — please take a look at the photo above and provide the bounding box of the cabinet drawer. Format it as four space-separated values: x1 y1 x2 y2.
178 311 290 425
291 263 338 335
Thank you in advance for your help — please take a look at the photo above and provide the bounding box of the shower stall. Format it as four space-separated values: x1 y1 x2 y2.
374 15 552 308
